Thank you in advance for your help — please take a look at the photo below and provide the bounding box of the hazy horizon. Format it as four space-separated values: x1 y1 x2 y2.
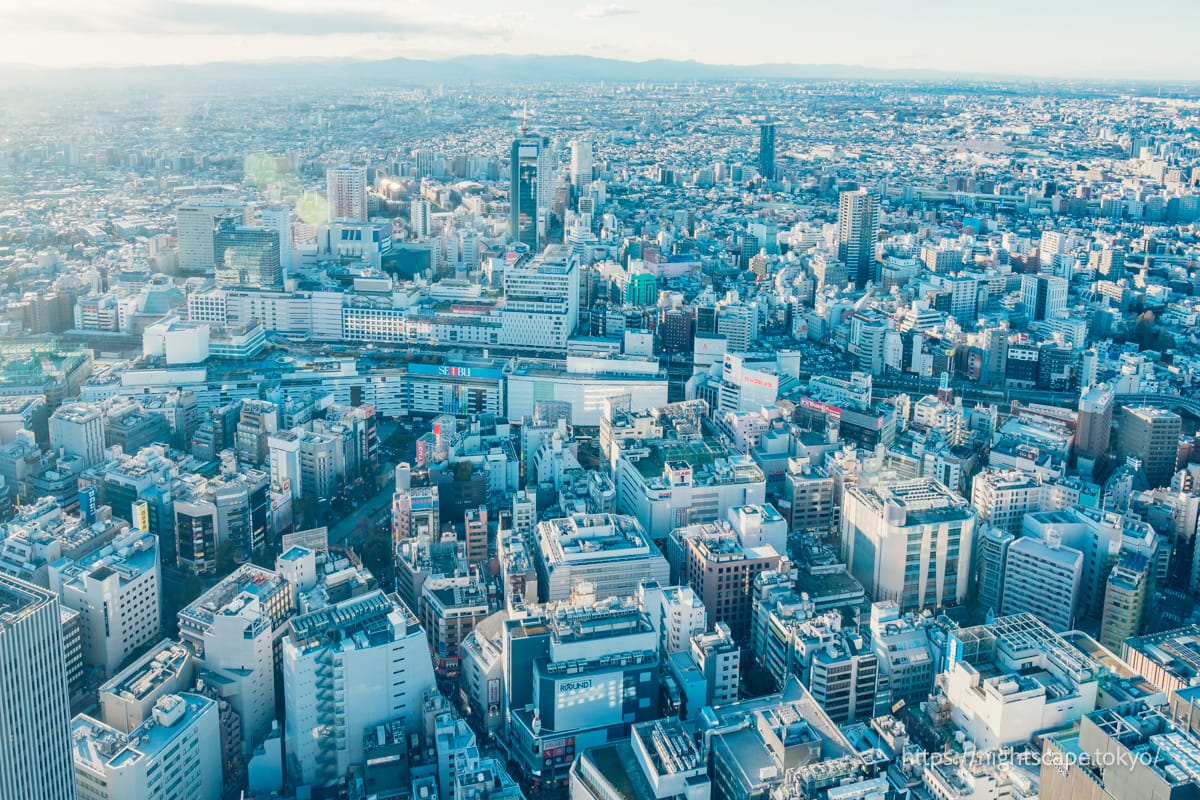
1 0 1198 80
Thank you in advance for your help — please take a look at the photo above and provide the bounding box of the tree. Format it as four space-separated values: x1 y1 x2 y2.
216 539 237 575
360 526 393 579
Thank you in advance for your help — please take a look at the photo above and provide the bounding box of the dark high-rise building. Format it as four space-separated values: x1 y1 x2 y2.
510 135 551 251
213 214 282 290
837 189 880 288
758 121 776 181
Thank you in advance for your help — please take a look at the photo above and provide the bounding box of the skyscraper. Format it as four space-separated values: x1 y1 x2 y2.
0 573 77 800
510 135 551 251
1076 383 1114 463
569 138 593 191
1020 274 1068 321
326 165 368 222
837 189 880 288
841 478 977 613
176 197 245 273
213 214 283 290
758 121 776 181
1117 406 1182 488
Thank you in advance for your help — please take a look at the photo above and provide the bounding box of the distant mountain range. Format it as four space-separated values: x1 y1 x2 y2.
1 53 1187 92
0 54 1023 90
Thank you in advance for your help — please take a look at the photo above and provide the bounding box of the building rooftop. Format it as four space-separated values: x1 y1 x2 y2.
72 693 214 775
99 640 191 703
288 589 421 654
177 563 287 636
538 513 657 566
1126 625 1200 686
0 572 54 625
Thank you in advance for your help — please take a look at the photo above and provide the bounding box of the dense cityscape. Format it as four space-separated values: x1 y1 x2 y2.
2 53 1200 800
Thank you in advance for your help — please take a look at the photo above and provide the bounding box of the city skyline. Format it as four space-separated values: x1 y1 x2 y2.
1 0 1198 79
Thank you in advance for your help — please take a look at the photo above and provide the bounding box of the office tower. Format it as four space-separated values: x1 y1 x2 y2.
758 121 776 181
787 459 837 540
806 631 878 724
503 601 659 788
569 138 593 191
836 189 880 288
326 165 368 221
177 564 293 754
500 245 581 350
258 205 295 277
50 402 105 467
1100 552 1151 652
72 693 221 800
392 485 440 550
1019 273 1068 321
173 472 270 574
669 520 783 643
177 197 245 273
283 590 436 786
1117 406 1182 488
235 400 279 468
213 214 283 290
974 525 1013 614
410 198 431 239
48 527 162 677
0 574 76 800
463 506 487 567
639 582 706 654
868 601 937 708
1076 383 1114 462
534 513 669 603
842 478 977 613
510 135 551 250
999 533 1083 632
969 468 1042 535
717 303 756 353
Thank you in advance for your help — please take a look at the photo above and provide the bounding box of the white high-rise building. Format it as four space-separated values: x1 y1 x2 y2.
0 574 77 800
283 590 436 786
1000 533 1084 631
72 693 222 800
48 528 161 678
50 402 105 467
178 565 293 756
570 138 593 190
500 245 580 350
176 197 245 273
326 166 368 222
411 198 432 239
638 581 707 654
842 478 977 613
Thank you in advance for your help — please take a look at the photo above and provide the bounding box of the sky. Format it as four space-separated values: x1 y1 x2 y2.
1 0 1197 79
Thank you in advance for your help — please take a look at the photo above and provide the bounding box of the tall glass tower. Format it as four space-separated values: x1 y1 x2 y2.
758 121 776 181
213 214 283 290
510 135 551 251
837 188 880 289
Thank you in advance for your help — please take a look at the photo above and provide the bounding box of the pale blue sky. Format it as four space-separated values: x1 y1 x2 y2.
1 0 1196 78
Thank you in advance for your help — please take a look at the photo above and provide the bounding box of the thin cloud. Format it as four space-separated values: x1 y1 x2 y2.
577 4 638 19
0 0 511 38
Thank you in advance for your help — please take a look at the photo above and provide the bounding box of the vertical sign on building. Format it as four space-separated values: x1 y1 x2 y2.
132 500 150 533
79 486 97 525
